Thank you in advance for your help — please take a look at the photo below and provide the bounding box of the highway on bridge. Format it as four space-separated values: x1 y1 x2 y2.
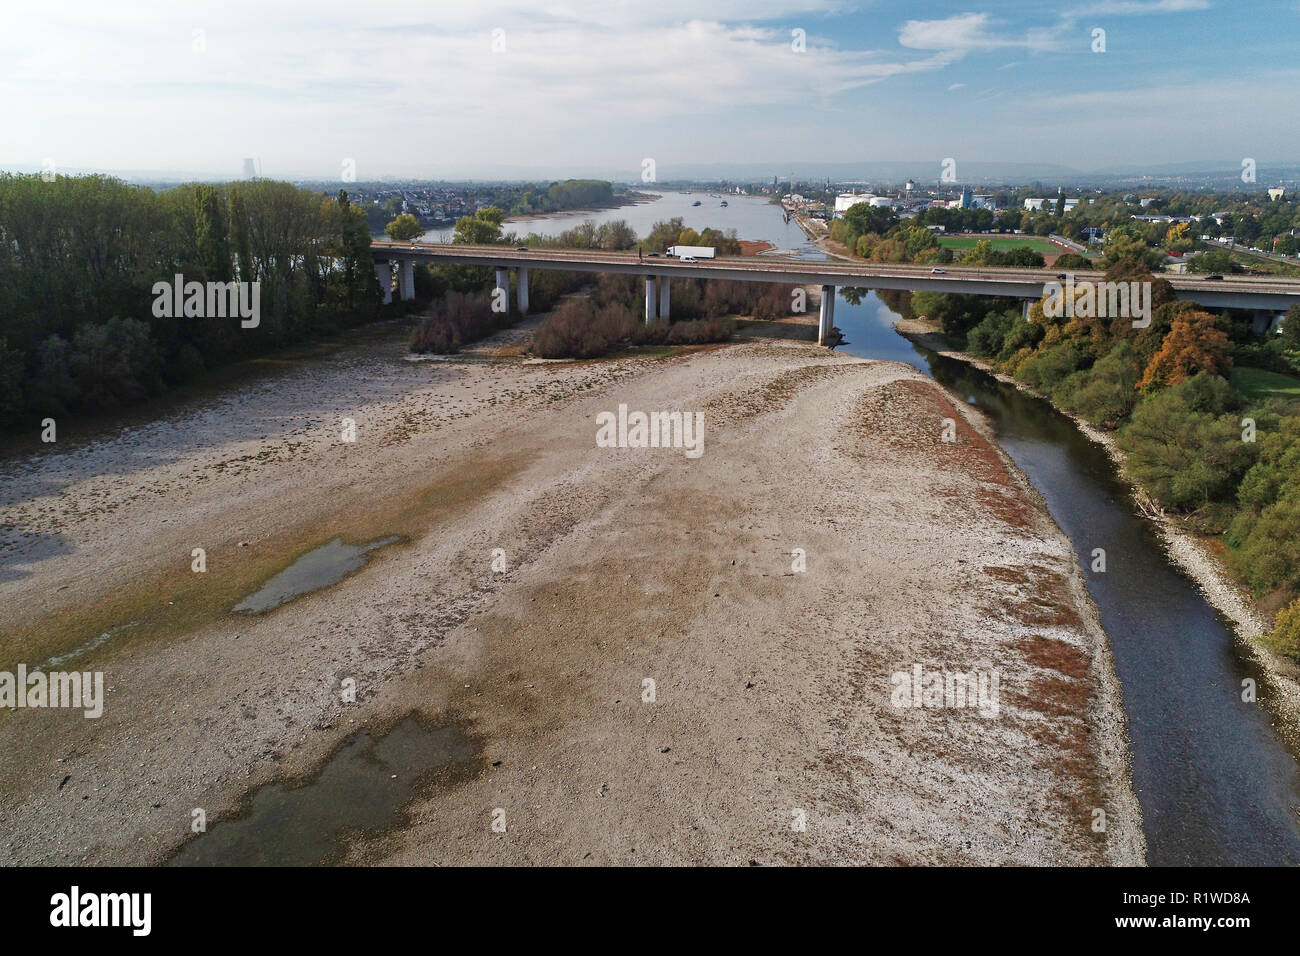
372 240 1300 312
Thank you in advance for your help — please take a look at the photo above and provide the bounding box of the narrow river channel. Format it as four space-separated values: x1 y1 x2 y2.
834 289 1300 866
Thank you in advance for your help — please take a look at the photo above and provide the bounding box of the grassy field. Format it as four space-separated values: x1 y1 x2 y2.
1232 366 1300 402
1221 250 1300 278
938 235 1077 256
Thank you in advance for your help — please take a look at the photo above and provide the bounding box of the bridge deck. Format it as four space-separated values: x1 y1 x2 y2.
371 241 1300 310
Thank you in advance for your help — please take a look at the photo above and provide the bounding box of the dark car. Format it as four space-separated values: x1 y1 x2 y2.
516 246 529 251
1204 274 1224 280
647 252 660 257
1056 273 1068 280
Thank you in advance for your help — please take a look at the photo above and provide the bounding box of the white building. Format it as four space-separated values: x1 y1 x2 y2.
834 193 893 216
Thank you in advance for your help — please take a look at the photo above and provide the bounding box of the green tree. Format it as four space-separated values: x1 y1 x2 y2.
385 213 423 242
452 207 505 245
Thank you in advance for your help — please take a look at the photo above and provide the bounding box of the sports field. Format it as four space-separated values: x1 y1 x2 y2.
938 235 1068 256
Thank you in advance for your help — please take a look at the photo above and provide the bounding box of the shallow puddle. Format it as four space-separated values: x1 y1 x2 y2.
169 716 480 866
233 535 401 614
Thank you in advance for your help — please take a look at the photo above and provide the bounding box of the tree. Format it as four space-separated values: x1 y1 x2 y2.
1187 249 1241 274
1102 225 1166 270
385 213 423 242
194 184 233 282
452 208 505 245
1280 304 1300 350
1117 373 1253 510
1138 311 1231 392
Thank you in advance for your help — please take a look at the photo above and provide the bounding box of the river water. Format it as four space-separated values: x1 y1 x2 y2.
416 190 826 257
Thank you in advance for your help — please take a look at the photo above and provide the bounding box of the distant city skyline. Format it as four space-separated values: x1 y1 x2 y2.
4 0 1298 182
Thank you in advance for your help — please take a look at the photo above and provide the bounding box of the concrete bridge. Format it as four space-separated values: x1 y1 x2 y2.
372 241 1300 345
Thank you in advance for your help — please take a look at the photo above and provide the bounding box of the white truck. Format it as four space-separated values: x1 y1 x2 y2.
665 245 716 260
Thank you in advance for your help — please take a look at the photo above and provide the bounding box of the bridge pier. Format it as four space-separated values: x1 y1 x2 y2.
818 285 835 345
645 276 658 324
375 263 393 305
398 260 415 301
1022 299 1034 321
517 267 529 314
495 268 510 313
657 277 670 320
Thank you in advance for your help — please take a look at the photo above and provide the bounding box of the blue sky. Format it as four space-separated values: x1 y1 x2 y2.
3 0 1297 180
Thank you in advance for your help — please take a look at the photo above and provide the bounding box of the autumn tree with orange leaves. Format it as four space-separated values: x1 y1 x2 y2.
1138 310 1231 392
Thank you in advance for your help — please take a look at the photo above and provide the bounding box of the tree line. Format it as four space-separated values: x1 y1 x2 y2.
907 251 1300 657
0 174 381 430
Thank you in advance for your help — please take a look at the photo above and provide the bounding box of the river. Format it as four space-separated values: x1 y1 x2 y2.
412 190 827 258
833 293 1300 866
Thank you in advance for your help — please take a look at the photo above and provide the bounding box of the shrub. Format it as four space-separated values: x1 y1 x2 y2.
1053 253 1094 271
636 317 734 346
1053 341 1142 428
1015 339 1088 391
1117 373 1254 510
967 309 1016 358
69 317 161 409
532 299 637 358
409 291 506 353
1266 597 1300 658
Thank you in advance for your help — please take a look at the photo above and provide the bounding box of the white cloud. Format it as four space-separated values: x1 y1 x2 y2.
1063 0 1210 16
898 12 1068 54
948 82 967 90
1 0 963 175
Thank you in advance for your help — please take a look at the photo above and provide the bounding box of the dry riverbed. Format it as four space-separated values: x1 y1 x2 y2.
0 310 1143 865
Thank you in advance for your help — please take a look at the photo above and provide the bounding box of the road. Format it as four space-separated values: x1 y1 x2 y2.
371 241 1300 310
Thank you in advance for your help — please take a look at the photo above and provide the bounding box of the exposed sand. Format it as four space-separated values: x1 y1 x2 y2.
0 310 1143 866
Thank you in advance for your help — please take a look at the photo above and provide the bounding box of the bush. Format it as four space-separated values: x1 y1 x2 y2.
1053 341 1142 428
532 299 637 358
69 317 161 409
1053 253 1094 271
409 291 507 353
967 309 1016 358
1117 373 1254 510
1015 339 1088 391
1266 597 1300 658
636 317 734 346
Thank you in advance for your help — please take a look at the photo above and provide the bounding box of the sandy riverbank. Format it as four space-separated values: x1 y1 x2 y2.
0 310 1142 865
502 192 659 225
893 315 1300 744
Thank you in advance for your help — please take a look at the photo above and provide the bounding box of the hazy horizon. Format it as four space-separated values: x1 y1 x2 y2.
5 1 1299 183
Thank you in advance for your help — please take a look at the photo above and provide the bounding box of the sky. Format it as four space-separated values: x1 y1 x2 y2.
3 0 1298 182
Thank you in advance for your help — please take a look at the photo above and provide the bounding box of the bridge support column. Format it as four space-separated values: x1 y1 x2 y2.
376 263 393 305
645 276 658 324
1022 299 1033 321
398 260 415 301
517 267 529 314
495 268 510 313
657 277 670 320
818 285 835 345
